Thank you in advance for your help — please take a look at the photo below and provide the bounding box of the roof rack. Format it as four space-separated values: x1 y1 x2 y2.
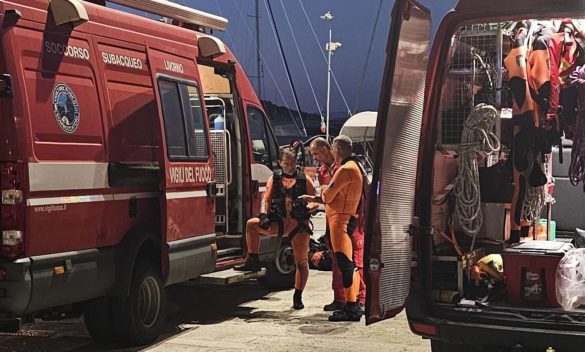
107 0 228 31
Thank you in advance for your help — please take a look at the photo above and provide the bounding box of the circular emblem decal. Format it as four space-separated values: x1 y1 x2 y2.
52 83 80 133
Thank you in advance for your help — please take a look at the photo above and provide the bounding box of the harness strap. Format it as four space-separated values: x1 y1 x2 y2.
289 219 313 242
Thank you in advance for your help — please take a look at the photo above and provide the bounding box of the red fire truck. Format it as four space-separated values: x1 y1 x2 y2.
0 0 292 345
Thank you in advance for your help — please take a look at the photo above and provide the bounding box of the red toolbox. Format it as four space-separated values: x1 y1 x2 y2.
502 241 573 307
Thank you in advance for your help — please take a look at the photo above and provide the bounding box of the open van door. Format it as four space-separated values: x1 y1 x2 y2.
364 0 430 324
148 47 218 286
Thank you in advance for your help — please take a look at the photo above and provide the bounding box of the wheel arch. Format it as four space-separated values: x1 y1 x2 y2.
111 228 162 298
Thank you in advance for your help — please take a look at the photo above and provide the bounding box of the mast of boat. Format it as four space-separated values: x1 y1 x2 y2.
266 0 306 137
255 0 262 100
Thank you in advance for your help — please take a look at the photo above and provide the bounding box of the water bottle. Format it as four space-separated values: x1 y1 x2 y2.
213 114 224 130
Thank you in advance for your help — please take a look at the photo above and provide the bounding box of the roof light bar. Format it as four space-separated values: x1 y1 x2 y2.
107 0 228 31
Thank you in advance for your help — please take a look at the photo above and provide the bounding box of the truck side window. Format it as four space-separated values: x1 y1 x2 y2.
248 107 277 168
158 79 209 161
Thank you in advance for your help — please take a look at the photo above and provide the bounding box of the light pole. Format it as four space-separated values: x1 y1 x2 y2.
320 11 341 142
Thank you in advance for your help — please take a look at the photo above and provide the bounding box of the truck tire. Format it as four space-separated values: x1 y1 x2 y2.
83 297 121 345
112 263 166 346
259 243 296 289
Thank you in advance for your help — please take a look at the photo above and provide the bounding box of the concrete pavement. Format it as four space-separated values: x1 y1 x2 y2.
0 212 430 351
147 270 430 352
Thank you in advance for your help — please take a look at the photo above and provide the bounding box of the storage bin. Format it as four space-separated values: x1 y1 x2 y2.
502 241 573 307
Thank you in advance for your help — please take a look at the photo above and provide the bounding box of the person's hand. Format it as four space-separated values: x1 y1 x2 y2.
297 195 316 203
311 251 323 267
258 213 271 230
307 201 319 213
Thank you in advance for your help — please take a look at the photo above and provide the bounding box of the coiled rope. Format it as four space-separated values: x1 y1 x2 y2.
454 104 501 244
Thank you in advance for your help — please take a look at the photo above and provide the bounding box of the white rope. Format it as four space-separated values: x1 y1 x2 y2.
296 0 351 116
454 104 501 243
278 0 322 115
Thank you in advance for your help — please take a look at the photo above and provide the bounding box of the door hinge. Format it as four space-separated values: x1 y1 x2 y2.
408 216 425 236
408 224 433 237
402 0 413 21
128 197 137 218
369 258 383 271
251 180 260 193
0 74 13 98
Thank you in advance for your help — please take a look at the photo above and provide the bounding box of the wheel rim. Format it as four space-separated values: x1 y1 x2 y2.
137 276 161 328
275 245 295 275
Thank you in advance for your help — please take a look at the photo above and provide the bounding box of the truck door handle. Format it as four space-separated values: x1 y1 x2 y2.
206 181 217 198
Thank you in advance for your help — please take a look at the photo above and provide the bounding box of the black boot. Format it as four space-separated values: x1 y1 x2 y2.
293 289 304 310
323 300 346 312
328 302 361 322
521 226 530 239
234 254 261 272
510 229 520 244
358 302 365 316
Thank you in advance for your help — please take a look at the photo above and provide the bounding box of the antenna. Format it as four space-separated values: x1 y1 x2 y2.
107 0 228 31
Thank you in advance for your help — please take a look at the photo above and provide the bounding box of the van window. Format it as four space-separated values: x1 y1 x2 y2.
184 85 209 159
248 107 277 168
158 79 209 161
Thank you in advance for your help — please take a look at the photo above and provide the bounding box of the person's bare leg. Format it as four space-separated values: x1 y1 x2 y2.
292 232 310 309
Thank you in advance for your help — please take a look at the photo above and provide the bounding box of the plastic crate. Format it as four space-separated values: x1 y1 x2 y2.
503 241 573 307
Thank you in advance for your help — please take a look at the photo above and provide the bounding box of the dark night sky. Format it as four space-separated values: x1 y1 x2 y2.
113 1 459 117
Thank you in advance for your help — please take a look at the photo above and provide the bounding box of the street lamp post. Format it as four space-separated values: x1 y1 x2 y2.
320 11 341 142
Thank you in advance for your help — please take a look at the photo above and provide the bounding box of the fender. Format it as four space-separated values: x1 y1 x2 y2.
110 228 161 298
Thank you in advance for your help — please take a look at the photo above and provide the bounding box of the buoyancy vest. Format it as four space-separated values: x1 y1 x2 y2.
271 169 311 221
506 23 581 129
504 26 535 117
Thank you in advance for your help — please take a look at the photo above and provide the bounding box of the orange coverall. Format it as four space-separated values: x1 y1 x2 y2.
321 159 363 304
246 173 315 289
318 162 366 304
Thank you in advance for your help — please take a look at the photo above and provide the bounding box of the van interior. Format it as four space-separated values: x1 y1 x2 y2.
198 63 245 262
431 18 585 324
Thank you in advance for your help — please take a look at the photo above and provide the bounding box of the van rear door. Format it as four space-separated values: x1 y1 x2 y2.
364 0 431 324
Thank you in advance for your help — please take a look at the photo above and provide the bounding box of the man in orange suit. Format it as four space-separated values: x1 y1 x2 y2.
302 135 363 321
309 137 366 315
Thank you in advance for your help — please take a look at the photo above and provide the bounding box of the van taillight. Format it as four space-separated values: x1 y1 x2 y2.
411 322 437 337
1 162 25 259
